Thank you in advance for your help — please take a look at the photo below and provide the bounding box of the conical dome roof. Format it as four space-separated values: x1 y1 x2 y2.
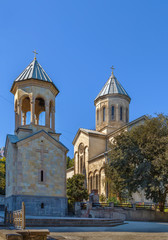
95 72 130 101
11 58 59 94
14 58 52 82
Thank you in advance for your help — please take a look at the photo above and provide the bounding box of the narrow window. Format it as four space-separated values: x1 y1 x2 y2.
103 107 106 122
80 157 83 174
90 176 92 192
97 110 99 123
126 108 128 123
41 170 44 182
111 106 115 120
41 203 44 209
120 107 123 121
96 175 99 190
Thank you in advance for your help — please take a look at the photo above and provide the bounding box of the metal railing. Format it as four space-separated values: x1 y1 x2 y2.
5 202 25 229
91 202 168 211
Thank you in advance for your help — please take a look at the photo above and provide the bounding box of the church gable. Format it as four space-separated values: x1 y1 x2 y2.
16 130 68 153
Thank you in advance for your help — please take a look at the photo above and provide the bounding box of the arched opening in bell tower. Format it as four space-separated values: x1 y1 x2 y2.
21 96 31 125
35 97 45 126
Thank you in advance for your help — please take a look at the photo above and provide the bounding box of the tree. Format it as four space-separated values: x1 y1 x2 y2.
106 114 168 212
67 174 88 203
66 156 74 169
0 157 5 195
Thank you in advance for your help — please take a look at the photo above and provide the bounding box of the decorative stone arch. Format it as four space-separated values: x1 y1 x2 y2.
34 93 47 104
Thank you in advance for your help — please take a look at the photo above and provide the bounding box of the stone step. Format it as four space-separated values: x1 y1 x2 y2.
26 218 124 227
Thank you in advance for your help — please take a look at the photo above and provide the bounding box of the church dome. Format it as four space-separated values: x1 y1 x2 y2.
95 72 131 102
11 57 59 95
14 58 53 83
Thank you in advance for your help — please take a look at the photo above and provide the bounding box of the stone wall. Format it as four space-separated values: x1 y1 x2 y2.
5 195 67 216
66 167 74 179
124 209 168 222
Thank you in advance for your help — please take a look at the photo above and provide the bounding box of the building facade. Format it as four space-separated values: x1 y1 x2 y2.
67 70 146 201
0 147 4 157
5 56 68 216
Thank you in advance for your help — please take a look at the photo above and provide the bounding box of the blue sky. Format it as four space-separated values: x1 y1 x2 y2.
0 0 168 158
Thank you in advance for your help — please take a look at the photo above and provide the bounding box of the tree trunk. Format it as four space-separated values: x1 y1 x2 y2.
159 202 165 212
159 191 167 212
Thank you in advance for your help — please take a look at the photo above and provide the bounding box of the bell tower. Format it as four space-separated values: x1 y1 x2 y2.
94 67 131 134
11 54 59 139
5 54 68 216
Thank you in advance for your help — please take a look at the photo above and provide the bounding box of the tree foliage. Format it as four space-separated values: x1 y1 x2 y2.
0 157 5 195
66 156 74 169
106 114 168 211
67 174 88 203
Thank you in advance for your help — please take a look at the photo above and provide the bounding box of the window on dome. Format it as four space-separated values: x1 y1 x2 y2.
126 108 128 123
103 107 106 122
111 106 115 120
120 107 123 121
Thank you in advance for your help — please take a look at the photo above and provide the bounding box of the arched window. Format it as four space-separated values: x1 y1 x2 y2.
120 106 123 121
111 106 115 120
126 108 128 123
103 107 106 122
41 170 44 182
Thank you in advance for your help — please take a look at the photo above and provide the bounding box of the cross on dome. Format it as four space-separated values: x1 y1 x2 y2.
33 50 38 60
110 65 115 74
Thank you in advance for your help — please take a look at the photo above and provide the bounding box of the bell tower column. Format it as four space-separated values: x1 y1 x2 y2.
30 97 35 124
22 112 26 125
45 102 50 128
18 101 22 126
51 107 55 131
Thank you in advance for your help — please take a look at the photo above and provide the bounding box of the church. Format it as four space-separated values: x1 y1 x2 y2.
67 68 146 201
5 55 68 216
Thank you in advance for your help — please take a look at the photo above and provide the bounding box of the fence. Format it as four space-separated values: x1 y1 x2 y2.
5 202 25 229
91 202 168 211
